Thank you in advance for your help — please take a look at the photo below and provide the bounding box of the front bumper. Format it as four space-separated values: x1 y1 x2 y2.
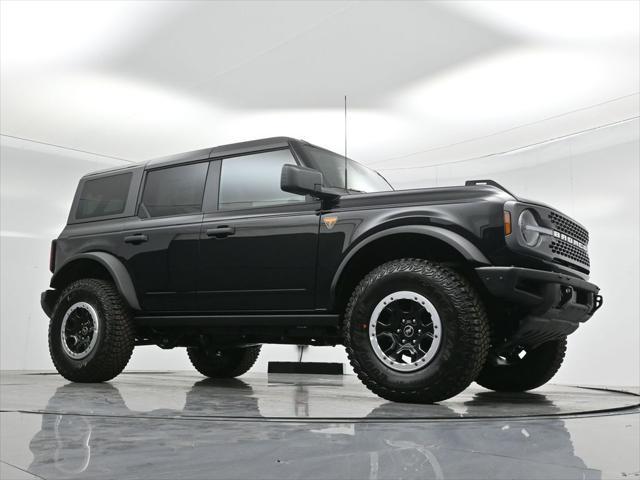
476 266 602 348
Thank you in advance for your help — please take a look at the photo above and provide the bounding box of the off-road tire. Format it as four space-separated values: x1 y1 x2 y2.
188 345 261 378
344 259 489 403
49 278 134 382
476 338 567 392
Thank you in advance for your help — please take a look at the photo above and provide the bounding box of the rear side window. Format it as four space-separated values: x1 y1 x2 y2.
139 162 208 218
76 172 132 219
219 149 304 210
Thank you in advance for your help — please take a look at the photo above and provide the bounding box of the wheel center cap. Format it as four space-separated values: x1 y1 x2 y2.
403 325 415 337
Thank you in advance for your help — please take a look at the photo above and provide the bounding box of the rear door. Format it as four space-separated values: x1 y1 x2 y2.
197 148 321 312
118 160 213 312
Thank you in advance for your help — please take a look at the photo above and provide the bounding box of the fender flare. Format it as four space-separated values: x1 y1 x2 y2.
51 252 141 311
329 225 491 308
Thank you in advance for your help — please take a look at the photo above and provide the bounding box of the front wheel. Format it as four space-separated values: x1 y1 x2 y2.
475 338 567 392
344 259 490 403
188 345 261 378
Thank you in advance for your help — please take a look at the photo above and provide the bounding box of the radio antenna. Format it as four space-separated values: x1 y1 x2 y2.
344 94 348 191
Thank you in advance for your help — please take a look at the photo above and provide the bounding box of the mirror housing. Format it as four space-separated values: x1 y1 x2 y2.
281 164 341 201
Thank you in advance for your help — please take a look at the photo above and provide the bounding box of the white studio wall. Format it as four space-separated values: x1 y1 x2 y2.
1 115 638 386
2 1 638 163
0 137 124 369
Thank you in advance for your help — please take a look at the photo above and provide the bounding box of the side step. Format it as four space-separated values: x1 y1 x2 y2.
134 314 340 328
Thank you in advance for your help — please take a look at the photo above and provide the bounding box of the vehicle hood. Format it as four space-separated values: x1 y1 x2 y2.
337 184 515 209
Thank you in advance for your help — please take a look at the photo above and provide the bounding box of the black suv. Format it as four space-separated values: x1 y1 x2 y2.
42 137 602 403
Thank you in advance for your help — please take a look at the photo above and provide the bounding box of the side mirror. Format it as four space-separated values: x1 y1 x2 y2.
281 164 340 200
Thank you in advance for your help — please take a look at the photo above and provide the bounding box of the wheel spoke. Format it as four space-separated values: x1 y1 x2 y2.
411 349 421 362
409 301 421 318
377 313 395 331
377 331 397 353
387 306 403 327
377 330 395 341
378 307 393 327
391 345 409 362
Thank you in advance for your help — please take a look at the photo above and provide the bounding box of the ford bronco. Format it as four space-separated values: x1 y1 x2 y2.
41 137 602 403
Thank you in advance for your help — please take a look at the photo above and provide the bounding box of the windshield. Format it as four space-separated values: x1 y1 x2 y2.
300 145 393 193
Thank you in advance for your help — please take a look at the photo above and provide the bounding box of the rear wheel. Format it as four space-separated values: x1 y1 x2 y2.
48 279 134 382
187 345 261 378
344 259 489 403
475 338 567 392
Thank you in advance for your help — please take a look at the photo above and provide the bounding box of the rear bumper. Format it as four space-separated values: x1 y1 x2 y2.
476 266 602 347
41 289 59 318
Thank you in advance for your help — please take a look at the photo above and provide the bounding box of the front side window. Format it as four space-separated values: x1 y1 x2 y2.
301 145 393 193
219 149 305 210
139 162 208 218
76 172 132 219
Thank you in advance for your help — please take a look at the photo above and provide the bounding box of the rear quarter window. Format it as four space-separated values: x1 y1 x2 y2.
76 172 132 220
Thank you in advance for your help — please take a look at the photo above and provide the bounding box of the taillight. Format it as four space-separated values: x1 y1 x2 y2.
49 240 57 273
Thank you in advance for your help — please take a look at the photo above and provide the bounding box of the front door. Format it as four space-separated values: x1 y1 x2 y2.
197 149 320 312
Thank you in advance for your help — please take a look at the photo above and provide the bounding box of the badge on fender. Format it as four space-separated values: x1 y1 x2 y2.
323 216 338 230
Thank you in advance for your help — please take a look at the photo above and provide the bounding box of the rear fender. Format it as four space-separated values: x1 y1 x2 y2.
50 252 141 311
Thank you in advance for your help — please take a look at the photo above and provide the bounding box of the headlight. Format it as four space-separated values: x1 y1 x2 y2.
518 209 540 246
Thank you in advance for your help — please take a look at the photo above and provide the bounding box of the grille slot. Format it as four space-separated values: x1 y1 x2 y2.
550 240 590 267
548 212 589 244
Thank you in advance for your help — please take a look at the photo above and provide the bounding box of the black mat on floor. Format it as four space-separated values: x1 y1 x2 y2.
268 362 343 375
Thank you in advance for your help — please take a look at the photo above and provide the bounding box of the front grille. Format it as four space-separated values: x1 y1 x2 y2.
548 211 589 244
550 240 590 267
507 201 592 274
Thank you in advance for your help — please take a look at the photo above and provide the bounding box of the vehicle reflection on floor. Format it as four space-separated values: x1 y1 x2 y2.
27 379 603 480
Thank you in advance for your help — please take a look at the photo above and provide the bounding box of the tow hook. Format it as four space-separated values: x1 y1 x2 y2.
591 294 604 314
559 286 573 307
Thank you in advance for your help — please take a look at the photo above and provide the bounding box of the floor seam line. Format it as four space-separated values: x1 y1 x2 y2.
0 460 46 480
2 406 638 424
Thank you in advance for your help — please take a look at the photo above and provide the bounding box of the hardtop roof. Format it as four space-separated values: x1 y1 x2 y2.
148 136 302 168
84 136 304 177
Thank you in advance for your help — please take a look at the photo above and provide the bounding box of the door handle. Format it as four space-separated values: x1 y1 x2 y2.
124 234 148 244
206 226 236 238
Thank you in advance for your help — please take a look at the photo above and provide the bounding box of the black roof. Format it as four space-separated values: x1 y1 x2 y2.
147 136 301 168
86 137 304 176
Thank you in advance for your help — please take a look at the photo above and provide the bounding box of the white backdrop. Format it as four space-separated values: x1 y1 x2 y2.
1 117 638 386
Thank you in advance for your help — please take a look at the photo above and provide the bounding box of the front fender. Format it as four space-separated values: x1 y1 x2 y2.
51 252 141 311
329 225 491 308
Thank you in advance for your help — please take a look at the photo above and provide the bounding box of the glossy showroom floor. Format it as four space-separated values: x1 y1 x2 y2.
0 372 638 480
